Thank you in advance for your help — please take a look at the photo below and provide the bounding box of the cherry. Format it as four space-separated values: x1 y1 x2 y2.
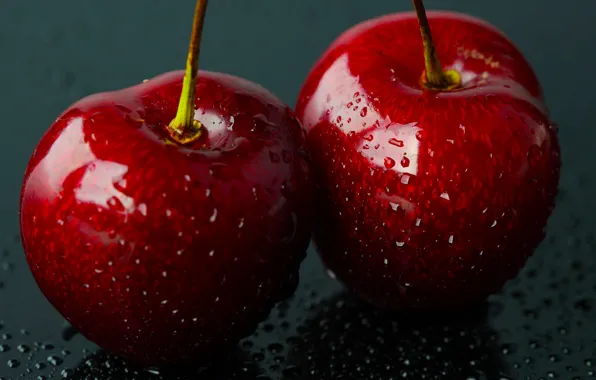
20 0 312 366
295 0 560 310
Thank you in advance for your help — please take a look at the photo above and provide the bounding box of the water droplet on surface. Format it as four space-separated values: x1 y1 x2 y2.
47 355 63 366
389 138 404 147
209 208 218 223
61 369 73 378
16 344 29 353
400 156 410 167
6 359 19 368
384 157 396 169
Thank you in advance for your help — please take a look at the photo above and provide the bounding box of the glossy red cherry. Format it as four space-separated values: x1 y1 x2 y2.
295 0 560 311
20 0 312 366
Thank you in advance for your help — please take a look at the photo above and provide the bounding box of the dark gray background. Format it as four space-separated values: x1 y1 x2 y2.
1 0 595 379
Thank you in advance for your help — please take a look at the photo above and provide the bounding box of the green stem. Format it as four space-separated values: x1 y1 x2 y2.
411 0 460 91
167 0 209 144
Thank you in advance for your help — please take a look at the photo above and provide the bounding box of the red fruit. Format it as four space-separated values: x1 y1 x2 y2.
295 1 560 310
20 0 311 367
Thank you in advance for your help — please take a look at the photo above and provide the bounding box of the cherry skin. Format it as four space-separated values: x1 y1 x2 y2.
20 70 312 366
295 11 560 311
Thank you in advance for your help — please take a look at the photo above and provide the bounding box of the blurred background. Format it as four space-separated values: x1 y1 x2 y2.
1 0 595 379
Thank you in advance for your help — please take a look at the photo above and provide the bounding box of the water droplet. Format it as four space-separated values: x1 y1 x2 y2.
400 156 410 167
47 355 62 366
16 344 29 353
360 107 368 117
396 241 405 247
384 157 396 169
389 138 404 147
6 359 19 368
61 369 73 378
209 208 217 223
326 269 337 280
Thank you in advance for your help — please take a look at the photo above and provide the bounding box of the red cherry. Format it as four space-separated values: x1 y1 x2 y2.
20 0 312 366
295 0 560 310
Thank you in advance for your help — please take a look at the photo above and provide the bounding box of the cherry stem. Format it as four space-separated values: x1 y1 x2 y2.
167 0 209 144
411 0 460 90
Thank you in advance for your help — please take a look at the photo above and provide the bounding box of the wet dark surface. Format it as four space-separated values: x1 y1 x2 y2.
1 0 596 379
